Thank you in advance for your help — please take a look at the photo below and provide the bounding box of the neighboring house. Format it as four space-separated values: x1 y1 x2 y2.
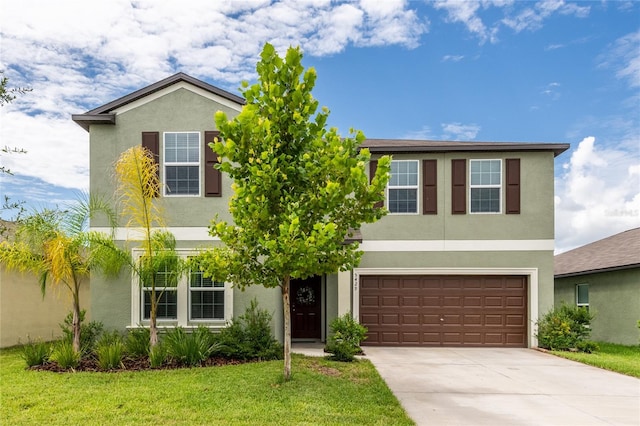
73 72 569 348
0 220 91 348
555 228 640 345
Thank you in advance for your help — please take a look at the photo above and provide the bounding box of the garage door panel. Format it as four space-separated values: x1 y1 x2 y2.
361 275 527 347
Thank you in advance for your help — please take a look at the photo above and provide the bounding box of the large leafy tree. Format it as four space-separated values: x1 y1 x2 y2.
114 145 184 348
0 194 123 353
197 43 391 380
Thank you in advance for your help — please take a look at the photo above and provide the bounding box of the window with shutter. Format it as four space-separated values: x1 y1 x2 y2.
163 132 200 196
387 160 419 214
470 159 502 213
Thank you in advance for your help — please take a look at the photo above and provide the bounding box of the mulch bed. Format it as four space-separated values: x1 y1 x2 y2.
31 356 252 373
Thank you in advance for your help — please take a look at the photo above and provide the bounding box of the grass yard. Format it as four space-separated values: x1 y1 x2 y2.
0 347 413 426
551 342 640 378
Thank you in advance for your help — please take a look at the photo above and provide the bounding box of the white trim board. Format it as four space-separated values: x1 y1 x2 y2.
360 239 554 251
352 267 539 348
91 228 553 251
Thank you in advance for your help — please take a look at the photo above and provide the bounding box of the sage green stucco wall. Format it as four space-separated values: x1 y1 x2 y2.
362 151 556 241
89 87 239 227
555 268 640 345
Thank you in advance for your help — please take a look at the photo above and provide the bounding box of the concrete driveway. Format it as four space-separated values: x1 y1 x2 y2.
363 347 640 426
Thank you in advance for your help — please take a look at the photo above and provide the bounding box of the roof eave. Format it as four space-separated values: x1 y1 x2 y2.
71 114 116 132
554 263 640 279
363 142 570 157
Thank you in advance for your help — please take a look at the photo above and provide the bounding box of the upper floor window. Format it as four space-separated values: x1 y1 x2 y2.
388 160 419 214
470 159 502 213
164 132 200 196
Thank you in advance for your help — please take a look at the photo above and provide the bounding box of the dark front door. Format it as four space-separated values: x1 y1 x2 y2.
291 276 322 339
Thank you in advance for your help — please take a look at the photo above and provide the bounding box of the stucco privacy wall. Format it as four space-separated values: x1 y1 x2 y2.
1 267 90 347
555 269 640 345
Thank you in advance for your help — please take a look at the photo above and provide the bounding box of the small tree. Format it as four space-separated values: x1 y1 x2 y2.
196 43 390 380
114 145 185 348
0 194 123 353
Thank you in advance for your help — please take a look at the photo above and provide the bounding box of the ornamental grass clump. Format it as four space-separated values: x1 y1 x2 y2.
20 338 50 367
95 331 125 370
165 326 219 367
50 341 81 369
125 327 150 357
536 303 596 351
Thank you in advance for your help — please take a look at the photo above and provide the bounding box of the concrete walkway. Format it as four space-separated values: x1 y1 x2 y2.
363 347 640 426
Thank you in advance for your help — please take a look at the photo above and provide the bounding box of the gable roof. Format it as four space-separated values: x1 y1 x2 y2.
72 72 245 131
554 227 640 278
361 139 569 157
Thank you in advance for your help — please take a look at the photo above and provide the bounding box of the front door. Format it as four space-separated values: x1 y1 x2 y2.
291 276 322 339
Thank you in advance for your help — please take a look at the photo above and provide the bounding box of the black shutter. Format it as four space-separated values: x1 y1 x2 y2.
141 132 160 197
204 131 222 197
423 159 437 215
505 158 521 214
451 159 466 214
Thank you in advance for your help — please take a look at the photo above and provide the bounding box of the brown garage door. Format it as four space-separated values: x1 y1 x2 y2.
360 275 527 347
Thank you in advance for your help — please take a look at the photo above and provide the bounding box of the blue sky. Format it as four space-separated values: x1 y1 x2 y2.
0 0 638 253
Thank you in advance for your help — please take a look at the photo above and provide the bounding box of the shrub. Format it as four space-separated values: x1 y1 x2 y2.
20 338 50 367
125 327 150 357
149 344 166 368
96 331 124 370
576 340 599 354
536 303 595 351
50 341 81 369
60 310 104 354
215 299 282 361
324 313 367 362
164 326 219 366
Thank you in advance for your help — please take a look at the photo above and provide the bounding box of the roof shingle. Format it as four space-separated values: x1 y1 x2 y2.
554 228 640 277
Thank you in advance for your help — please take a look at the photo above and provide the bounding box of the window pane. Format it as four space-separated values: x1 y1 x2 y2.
389 188 417 213
166 165 199 195
471 188 500 213
577 284 589 305
190 290 224 320
144 290 177 320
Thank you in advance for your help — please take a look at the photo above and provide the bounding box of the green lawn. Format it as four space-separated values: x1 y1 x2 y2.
551 342 640 378
0 348 414 425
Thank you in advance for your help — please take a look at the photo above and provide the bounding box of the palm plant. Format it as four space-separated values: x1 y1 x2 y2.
0 193 123 353
114 145 184 347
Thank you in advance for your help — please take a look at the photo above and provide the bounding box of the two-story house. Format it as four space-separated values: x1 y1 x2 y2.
73 72 569 348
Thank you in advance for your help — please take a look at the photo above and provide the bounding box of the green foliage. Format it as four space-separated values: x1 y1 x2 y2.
95 331 124 370
149 344 167 368
198 43 390 289
576 340 599 354
536 304 595 351
50 341 81 369
325 313 368 362
60 310 104 354
215 299 282 361
164 326 220 366
125 327 150 357
20 339 50 367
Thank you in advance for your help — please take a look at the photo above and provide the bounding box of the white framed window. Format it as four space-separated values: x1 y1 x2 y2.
164 132 200 196
142 261 178 321
387 160 419 214
576 283 589 311
189 268 225 321
470 159 502 213
131 250 233 328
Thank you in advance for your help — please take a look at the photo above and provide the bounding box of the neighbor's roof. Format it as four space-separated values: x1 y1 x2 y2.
362 139 569 157
72 72 245 131
554 227 640 278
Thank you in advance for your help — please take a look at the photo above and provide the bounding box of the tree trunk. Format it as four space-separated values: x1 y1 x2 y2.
150 287 158 347
72 280 81 354
282 275 291 381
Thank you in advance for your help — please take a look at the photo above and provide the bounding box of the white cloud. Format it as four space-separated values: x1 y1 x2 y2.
433 0 501 44
441 122 481 140
0 0 426 192
502 0 590 33
599 30 640 89
555 136 640 253
442 54 464 62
